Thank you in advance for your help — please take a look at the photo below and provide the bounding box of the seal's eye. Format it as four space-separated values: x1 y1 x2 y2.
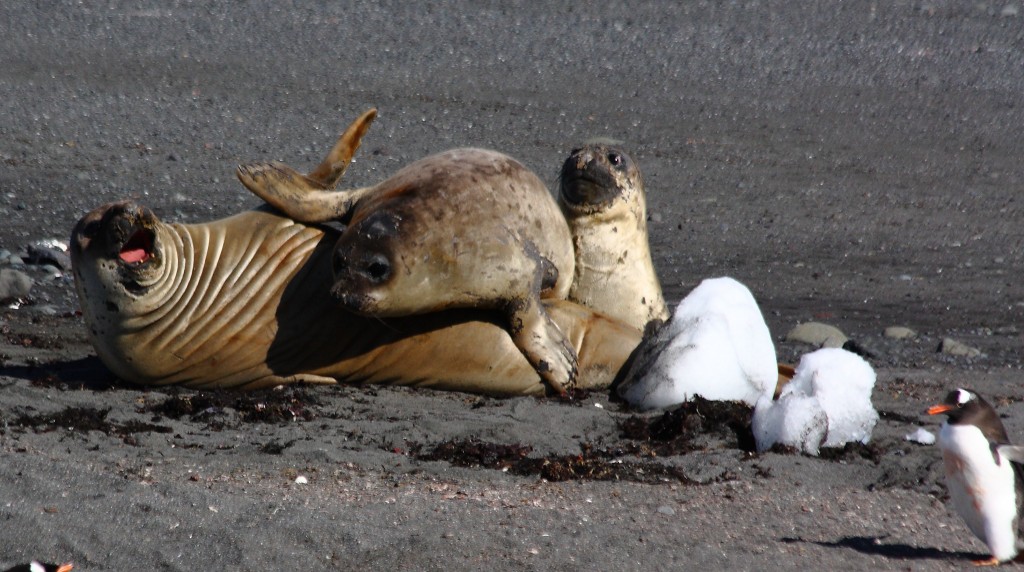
608 152 623 167
80 220 101 239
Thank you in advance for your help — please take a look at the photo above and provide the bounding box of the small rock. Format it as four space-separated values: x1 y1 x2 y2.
40 265 62 278
294 475 308 485
939 337 982 358
33 305 58 316
1002 3 1019 17
786 322 848 348
27 244 72 271
0 268 33 300
842 339 878 359
657 505 676 516
7 255 25 266
884 326 917 340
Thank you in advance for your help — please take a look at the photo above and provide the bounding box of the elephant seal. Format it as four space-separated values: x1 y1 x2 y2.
558 144 668 332
69 202 641 394
236 110 580 394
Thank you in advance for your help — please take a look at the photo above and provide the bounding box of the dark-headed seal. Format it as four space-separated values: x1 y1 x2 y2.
236 110 580 394
558 144 668 331
70 202 641 394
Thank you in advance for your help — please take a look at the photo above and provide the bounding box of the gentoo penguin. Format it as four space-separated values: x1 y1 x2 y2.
1 562 72 572
928 388 1024 565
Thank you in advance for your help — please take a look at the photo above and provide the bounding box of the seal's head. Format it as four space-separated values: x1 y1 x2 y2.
558 144 644 217
330 209 405 315
70 201 164 300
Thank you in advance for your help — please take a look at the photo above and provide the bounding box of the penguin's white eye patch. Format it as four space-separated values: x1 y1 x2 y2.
955 388 973 405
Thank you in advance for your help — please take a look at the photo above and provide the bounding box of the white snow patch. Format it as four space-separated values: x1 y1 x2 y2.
905 427 936 445
617 277 778 410
752 348 878 455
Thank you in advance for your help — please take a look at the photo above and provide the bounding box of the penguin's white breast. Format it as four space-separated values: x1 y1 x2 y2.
939 423 1019 559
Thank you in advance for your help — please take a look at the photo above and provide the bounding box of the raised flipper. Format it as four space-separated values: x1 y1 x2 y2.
308 107 377 187
236 108 378 223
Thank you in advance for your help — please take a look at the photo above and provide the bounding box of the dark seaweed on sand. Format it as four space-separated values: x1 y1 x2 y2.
9 405 172 442
142 386 323 425
618 396 758 454
412 437 700 485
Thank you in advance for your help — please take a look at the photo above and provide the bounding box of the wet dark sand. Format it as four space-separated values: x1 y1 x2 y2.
1 2 1023 569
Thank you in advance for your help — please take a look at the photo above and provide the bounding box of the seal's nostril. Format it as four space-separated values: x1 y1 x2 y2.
575 151 593 170
364 254 391 282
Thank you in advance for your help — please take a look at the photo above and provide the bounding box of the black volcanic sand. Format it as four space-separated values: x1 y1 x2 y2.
2 2 1023 570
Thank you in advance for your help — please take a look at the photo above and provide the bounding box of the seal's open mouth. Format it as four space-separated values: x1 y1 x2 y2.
119 228 154 265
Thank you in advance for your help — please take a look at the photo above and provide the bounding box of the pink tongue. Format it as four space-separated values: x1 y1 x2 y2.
120 248 149 264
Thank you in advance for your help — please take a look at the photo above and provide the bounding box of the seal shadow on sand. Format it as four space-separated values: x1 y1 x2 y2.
783 535 978 562
1 356 119 391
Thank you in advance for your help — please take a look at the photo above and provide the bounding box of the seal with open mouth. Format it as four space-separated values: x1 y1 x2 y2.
70 201 641 394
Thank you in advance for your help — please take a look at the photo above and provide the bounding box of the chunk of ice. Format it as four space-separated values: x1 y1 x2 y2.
617 277 778 410
904 427 936 445
753 348 878 455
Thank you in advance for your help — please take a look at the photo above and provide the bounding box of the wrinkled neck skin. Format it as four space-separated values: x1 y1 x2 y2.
83 210 325 386
564 192 668 331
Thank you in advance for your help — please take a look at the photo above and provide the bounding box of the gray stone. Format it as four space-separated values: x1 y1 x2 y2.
786 322 848 348
26 244 72 271
939 338 982 358
33 305 59 316
0 268 33 300
884 326 917 340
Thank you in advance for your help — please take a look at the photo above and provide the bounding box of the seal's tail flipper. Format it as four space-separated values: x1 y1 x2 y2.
236 108 378 223
308 108 377 188
237 162 359 222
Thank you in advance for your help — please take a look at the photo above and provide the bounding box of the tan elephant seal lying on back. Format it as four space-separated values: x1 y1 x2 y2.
70 201 641 394
558 144 668 331
236 109 582 394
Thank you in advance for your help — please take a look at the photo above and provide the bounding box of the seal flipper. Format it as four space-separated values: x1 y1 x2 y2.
506 293 579 396
236 162 361 222
236 108 379 223
308 107 377 188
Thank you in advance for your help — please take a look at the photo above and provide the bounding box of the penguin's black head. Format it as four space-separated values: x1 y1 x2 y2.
928 387 1010 443
927 388 983 422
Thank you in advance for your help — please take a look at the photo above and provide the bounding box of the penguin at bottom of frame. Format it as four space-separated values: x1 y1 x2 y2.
928 388 1024 566
2 562 73 572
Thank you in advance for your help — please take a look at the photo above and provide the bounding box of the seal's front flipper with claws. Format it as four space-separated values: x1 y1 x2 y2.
507 294 579 396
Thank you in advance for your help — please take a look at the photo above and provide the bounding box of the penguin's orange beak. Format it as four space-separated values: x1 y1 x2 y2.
927 404 954 415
